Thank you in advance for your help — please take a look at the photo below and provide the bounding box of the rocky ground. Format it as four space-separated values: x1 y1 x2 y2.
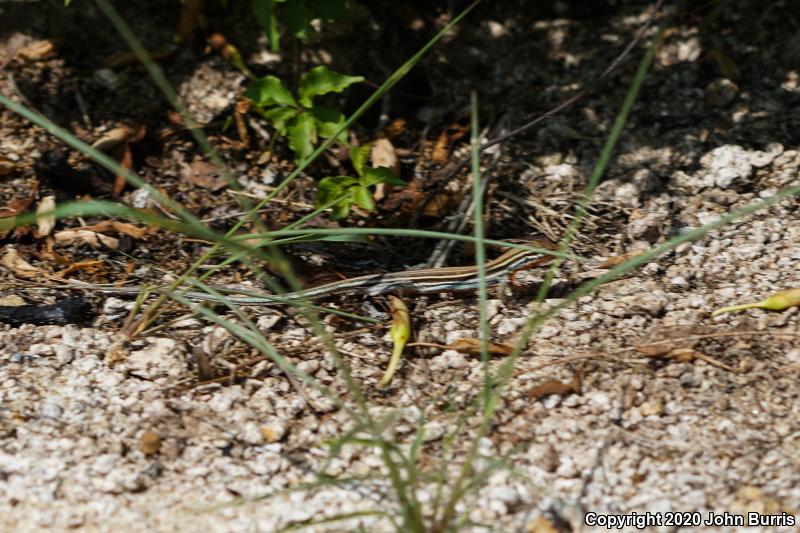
1 1 799 531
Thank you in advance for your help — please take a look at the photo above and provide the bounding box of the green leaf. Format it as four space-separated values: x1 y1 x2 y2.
262 107 298 135
352 186 375 211
298 66 364 107
282 0 312 38
330 202 351 220
252 0 281 52
245 76 297 107
221 114 235 133
307 0 347 20
311 106 347 141
349 143 372 177
317 175 357 205
287 112 317 163
363 166 406 187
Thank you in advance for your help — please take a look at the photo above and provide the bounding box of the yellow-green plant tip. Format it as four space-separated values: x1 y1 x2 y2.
762 288 800 310
711 302 763 317
380 296 410 388
379 343 405 389
711 288 800 317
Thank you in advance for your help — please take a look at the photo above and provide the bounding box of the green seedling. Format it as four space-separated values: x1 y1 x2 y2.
246 65 363 163
252 0 347 52
316 143 406 220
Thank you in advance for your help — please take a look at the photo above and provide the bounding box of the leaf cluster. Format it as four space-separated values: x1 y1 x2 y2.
245 66 364 163
317 143 405 220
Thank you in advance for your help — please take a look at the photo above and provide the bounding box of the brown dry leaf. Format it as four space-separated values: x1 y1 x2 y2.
54 230 119 250
1 247 42 279
76 221 148 239
91 125 139 153
0 189 37 239
17 40 55 61
446 337 513 356
384 118 407 139
111 157 135 195
37 237 70 265
0 191 36 218
596 250 646 268
421 190 463 218
234 99 250 145
90 124 147 197
527 371 582 400
54 260 106 279
638 344 740 373
370 138 399 174
35 195 56 237
431 134 450 164
669 347 698 363
635 342 675 357
0 295 27 306
182 160 228 191
0 155 17 177
431 124 468 164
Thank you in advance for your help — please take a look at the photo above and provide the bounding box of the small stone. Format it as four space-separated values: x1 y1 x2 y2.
669 276 688 289
40 400 63 419
640 400 664 417
422 420 445 442
140 431 161 456
704 78 739 107
261 418 287 443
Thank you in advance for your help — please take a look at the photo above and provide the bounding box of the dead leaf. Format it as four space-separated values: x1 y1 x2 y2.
234 99 250 145
54 260 106 279
431 124 468 164
527 371 582 400
1 247 42 279
384 118 407 139
421 190 463 218
17 40 55 61
0 295 27 306
0 191 36 218
36 237 70 265
635 342 675 357
35 195 56 237
0 187 37 239
446 337 513 356
0 155 17 177
596 250 646 268
638 344 740 373
182 160 228 191
91 125 138 153
54 230 119 250
370 138 399 174
91 124 146 197
75 221 148 239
